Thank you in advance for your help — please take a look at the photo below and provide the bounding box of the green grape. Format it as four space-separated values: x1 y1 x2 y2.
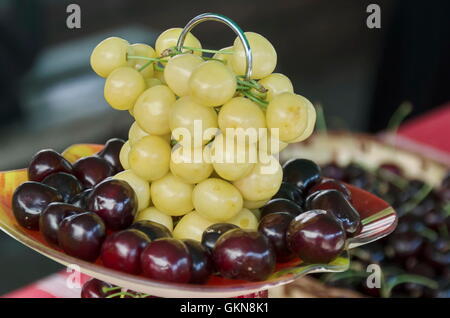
104 67 146 110
287 99 316 143
135 207 173 231
188 60 236 107
155 28 202 57
231 32 277 79
90 37 130 78
266 92 310 142
129 135 171 181
170 144 213 184
218 97 266 132
210 136 255 181
150 173 194 216
233 156 282 201
134 85 176 135
113 169 150 212
227 208 258 230
164 53 203 96
169 96 218 145
192 178 243 222
128 43 156 78
173 211 214 241
258 73 293 101
119 140 131 170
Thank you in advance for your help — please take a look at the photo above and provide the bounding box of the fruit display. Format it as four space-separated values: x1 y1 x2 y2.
1 14 397 298
315 160 449 298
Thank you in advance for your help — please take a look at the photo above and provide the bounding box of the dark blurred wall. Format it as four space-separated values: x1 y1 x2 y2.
369 0 450 131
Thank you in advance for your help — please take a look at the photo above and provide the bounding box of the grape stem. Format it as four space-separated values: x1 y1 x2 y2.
183 45 233 55
240 90 268 109
127 55 168 63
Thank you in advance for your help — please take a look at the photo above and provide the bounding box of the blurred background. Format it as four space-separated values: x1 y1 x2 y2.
0 0 449 295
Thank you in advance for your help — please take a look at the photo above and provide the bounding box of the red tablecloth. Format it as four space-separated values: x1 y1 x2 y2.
3 104 450 298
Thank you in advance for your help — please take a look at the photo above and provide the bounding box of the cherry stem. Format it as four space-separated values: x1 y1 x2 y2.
381 274 438 298
387 101 413 134
398 183 433 217
105 291 138 298
361 207 395 226
102 286 121 293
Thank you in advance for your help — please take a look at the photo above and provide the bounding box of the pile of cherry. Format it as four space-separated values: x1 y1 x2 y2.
319 162 450 298
12 138 363 286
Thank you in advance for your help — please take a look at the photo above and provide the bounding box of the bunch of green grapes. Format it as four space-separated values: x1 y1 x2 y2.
90 27 316 241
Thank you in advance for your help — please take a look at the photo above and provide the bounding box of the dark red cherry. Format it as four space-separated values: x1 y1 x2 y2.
258 212 295 262
423 238 450 270
72 156 114 188
182 239 214 284
58 212 106 261
287 209 346 264
129 220 172 241
69 188 92 209
308 179 352 202
388 232 424 259
42 172 83 203
260 198 302 219
305 190 361 236
39 203 84 245
28 149 73 182
272 182 304 205
212 229 275 281
438 172 450 201
378 163 403 176
12 181 62 230
424 209 447 231
97 138 125 174
282 158 321 190
140 238 192 283
201 223 239 252
101 229 150 274
87 179 137 231
321 162 345 180
81 279 118 298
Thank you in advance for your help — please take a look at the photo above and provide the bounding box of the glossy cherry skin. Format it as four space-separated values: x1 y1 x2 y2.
58 212 106 261
212 229 275 281
72 156 114 188
308 179 352 202
282 158 321 190
388 231 424 259
260 198 303 219
182 239 214 284
130 220 172 241
272 182 304 205
423 238 450 270
201 223 239 252
28 149 73 182
39 203 84 245
287 209 346 264
70 189 92 209
12 181 62 230
321 163 345 180
81 279 118 298
140 238 192 283
258 212 295 262
97 138 125 174
305 189 361 236
101 229 150 274
87 179 137 231
42 172 83 203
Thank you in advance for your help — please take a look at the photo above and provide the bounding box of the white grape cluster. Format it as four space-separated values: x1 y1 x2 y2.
90 27 316 241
